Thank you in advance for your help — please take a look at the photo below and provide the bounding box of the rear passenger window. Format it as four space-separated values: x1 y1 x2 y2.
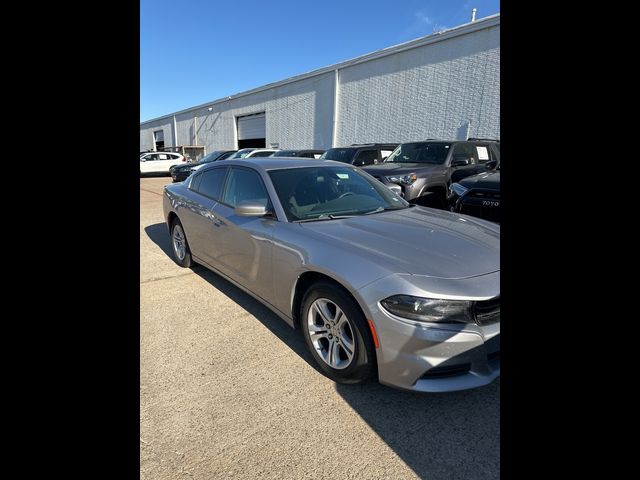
190 173 203 191
222 168 270 208
196 168 228 200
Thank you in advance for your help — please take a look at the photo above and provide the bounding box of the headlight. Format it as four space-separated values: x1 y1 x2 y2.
386 173 417 185
380 295 473 323
450 183 469 197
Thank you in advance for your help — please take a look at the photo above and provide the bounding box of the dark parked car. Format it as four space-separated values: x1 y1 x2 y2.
449 159 500 223
362 139 500 208
170 150 237 182
319 144 398 167
271 149 325 159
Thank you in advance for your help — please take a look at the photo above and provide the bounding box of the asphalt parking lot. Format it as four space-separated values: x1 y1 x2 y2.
140 175 500 480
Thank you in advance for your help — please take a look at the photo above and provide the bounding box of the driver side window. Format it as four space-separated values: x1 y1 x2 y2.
451 143 477 164
222 168 271 209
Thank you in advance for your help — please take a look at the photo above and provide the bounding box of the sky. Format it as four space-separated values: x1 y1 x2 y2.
140 0 500 122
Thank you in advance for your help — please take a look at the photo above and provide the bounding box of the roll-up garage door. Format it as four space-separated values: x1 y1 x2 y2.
237 113 266 140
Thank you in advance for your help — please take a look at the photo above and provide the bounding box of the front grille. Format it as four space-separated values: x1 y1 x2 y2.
468 191 501 200
474 297 500 325
421 363 471 379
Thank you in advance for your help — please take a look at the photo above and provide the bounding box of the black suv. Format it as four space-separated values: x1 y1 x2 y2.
362 139 500 207
319 143 398 167
449 158 500 223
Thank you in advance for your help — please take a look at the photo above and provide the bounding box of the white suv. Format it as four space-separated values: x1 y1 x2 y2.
140 152 186 175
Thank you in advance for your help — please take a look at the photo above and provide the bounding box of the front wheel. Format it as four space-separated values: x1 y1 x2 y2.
301 282 376 384
170 218 193 268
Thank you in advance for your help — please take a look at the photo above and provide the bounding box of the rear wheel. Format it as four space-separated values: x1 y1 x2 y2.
170 218 193 268
301 282 376 384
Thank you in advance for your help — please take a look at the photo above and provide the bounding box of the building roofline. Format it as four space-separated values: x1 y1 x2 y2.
141 13 500 126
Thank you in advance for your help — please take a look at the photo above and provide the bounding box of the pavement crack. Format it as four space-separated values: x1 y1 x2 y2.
140 271 196 284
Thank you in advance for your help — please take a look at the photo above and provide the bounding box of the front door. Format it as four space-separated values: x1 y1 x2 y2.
206 166 275 302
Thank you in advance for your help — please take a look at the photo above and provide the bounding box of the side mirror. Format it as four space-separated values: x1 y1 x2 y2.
485 160 498 170
235 200 268 217
140 157 146 162
451 158 470 167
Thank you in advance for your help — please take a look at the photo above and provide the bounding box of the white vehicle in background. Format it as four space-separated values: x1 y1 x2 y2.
140 151 186 175
225 148 279 160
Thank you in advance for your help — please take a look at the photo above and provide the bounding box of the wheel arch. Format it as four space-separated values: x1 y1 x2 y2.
166 211 179 230
292 270 379 377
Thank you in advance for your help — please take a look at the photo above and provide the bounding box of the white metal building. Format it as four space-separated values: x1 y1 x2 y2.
140 14 499 155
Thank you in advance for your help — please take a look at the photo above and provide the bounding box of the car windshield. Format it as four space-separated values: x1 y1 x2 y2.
228 149 254 159
199 151 226 163
319 148 356 163
384 142 451 164
268 166 410 222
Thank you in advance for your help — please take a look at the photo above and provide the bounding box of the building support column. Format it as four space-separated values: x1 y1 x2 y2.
331 68 340 148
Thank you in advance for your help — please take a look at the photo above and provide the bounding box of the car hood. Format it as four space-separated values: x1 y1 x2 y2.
459 170 501 189
362 163 442 176
299 207 499 279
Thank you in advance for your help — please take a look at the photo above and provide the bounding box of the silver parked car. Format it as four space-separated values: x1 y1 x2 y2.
163 158 500 392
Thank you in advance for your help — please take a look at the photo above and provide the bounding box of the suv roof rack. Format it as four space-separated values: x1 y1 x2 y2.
349 143 399 146
467 138 500 142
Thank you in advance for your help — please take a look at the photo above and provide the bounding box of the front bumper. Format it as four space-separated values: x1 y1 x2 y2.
374 310 499 392
356 272 500 392
451 189 501 223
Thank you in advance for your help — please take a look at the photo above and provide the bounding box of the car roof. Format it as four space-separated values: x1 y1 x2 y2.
329 144 397 149
200 157 343 172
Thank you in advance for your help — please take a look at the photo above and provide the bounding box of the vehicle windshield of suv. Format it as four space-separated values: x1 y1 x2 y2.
198 151 226 164
269 166 409 222
319 148 356 163
384 142 451 164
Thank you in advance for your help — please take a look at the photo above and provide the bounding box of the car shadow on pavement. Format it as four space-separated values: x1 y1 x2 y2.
145 223 173 258
144 222 323 374
145 222 500 479
335 378 499 480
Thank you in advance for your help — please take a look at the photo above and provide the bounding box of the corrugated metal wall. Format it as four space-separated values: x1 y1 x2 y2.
336 25 500 144
141 18 499 152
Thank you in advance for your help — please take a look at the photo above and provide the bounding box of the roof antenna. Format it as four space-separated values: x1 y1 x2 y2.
471 8 477 22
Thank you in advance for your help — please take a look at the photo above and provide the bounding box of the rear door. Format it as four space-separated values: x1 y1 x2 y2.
180 167 229 266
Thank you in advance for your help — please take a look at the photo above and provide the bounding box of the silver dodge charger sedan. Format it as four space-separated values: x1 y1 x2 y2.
163 158 500 392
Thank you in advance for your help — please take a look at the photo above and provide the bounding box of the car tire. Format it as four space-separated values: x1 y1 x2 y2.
301 281 376 384
416 191 446 209
170 218 193 268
